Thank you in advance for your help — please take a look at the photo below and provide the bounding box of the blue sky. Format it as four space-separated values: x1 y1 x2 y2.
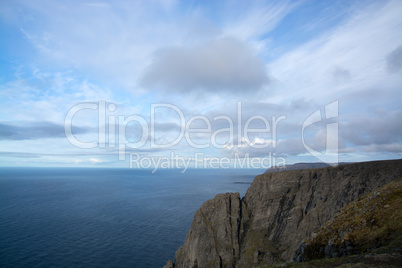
0 0 401 169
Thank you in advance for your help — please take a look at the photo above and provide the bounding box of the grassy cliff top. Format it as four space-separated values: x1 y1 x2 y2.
290 178 402 267
306 178 402 253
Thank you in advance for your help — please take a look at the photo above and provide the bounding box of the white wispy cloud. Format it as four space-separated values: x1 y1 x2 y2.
269 0 402 103
223 0 297 40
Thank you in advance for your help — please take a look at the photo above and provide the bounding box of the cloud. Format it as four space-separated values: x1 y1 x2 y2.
332 67 351 85
222 0 298 52
1 0 401 167
0 151 42 158
4 0 185 91
222 109 402 157
340 110 402 147
140 36 269 93
0 121 89 140
222 137 307 158
268 0 402 104
75 158 104 164
361 143 402 153
386 45 402 74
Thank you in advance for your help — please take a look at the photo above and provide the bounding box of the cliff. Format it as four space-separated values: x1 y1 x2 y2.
264 162 331 173
294 178 402 262
166 159 402 267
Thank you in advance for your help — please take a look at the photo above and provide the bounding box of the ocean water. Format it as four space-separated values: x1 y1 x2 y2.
0 167 263 268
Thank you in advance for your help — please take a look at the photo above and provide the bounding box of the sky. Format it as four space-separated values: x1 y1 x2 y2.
0 0 401 169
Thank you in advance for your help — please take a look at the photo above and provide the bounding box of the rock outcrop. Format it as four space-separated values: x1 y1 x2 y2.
167 159 402 267
174 192 242 267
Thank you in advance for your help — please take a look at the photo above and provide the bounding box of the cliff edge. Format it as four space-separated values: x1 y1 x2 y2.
166 159 402 267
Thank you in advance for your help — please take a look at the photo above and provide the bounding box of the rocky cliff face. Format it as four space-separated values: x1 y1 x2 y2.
174 192 242 267
167 159 402 268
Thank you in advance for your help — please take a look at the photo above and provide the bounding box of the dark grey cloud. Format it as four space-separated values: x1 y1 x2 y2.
0 121 181 143
332 67 351 84
153 122 181 132
360 143 402 153
220 108 402 157
223 109 402 158
340 110 402 147
0 146 170 159
339 86 399 108
0 151 42 158
202 99 315 140
140 36 269 93
0 121 88 140
386 45 402 74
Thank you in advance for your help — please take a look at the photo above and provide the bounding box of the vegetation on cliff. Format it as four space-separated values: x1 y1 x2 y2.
294 179 402 262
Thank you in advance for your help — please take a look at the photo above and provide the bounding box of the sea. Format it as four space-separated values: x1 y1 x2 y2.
0 167 264 268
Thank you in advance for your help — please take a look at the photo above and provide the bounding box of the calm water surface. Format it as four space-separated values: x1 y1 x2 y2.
0 168 263 267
